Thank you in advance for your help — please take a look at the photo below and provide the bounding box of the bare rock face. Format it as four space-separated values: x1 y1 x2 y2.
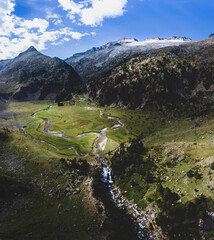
0 59 12 71
0 46 82 101
88 36 214 116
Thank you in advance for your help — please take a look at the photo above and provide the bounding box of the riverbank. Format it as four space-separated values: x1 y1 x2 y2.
1 98 214 239
30 100 149 239
0 99 147 239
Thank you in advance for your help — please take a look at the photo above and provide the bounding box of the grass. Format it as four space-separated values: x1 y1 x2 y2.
4 128 60 163
0 193 102 240
104 138 120 154
0 98 166 240
0 99 108 239
145 113 214 146
36 104 117 137
9 101 51 114
108 109 214 239
0 144 104 240
3 99 164 157
25 119 97 155
2 98 214 237
2 101 99 157
141 117 214 204
142 113 214 204
104 108 163 143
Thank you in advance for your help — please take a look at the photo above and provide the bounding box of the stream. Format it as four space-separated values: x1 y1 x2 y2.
25 104 150 239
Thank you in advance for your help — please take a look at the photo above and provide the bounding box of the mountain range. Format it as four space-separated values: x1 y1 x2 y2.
0 35 214 116
88 35 214 116
65 37 192 81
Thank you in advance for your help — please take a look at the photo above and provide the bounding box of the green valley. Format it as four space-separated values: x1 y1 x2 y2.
1 97 214 239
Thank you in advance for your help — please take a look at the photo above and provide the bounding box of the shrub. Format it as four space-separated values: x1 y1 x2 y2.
187 169 194 178
138 199 147 210
187 169 202 179
0 128 11 141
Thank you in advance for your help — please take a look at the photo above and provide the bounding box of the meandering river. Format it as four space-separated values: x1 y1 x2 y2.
25 104 150 239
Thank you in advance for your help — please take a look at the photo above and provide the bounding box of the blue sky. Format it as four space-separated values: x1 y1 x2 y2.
0 0 214 60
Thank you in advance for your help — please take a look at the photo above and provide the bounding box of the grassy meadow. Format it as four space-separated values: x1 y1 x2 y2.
1 97 214 239
1 98 164 159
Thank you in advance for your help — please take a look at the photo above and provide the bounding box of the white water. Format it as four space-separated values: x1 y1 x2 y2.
26 104 149 239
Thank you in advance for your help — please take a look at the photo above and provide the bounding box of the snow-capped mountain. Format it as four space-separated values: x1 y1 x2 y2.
65 37 192 81
88 35 214 113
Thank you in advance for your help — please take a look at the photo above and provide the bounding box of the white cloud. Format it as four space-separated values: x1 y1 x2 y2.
58 0 128 26
0 0 93 59
0 27 91 59
45 8 60 20
45 8 63 25
58 0 83 14
53 19 63 25
59 27 90 39
0 0 15 36
81 0 128 26
18 18 49 32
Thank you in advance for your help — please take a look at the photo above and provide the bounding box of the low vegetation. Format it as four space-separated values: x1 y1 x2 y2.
111 138 214 239
1 97 214 239
0 130 104 240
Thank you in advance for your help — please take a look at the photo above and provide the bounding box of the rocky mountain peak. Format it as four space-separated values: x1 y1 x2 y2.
24 46 38 53
209 33 214 38
101 38 138 49
145 37 164 41
145 36 192 42
28 46 37 51
115 38 138 43
167 36 192 41
17 46 39 59
0 47 82 101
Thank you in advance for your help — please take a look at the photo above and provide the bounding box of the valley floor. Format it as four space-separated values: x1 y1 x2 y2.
0 97 214 239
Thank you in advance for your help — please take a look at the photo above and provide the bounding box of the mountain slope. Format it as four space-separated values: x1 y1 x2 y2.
0 59 12 71
66 37 192 81
0 47 82 101
88 36 214 116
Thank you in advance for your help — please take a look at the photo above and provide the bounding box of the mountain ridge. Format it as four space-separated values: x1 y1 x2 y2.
66 36 192 59
65 36 192 81
0 46 82 101
88 36 214 116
